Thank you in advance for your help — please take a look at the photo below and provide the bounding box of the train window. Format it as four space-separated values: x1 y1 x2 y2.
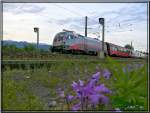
57 37 60 41
121 48 123 52
112 47 114 50
120 48 123 52
114 47 117 51
120 48 124 52
68 35 71 39
126 49 129 52
74 35 78 38
71 35 74 39
55 32 65 41
111 47 113 50
112 47 117 51
68 35 74 39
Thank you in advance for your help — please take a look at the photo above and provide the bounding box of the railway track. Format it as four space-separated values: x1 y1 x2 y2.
1 58 146 71
2 58 146 64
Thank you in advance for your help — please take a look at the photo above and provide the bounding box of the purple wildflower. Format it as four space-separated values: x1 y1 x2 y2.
67 95 74 101
103 69 111 79
57 88 65 98
59 91 65 97
79 80 84 86
72 103 81 111
89 94 100 105
92 72 101 80
99 95 109 104
71 81 79 91
122 67 126 73
58 71 111 111
87 72 101 88
87 79 97 88
78 85 94 98
94 84 112 94
126 64 134 72
89 94 109 105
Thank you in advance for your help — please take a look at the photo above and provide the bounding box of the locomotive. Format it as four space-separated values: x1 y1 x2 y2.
51 29 147 58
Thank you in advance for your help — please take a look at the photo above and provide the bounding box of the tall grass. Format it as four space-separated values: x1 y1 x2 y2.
2 57 148 111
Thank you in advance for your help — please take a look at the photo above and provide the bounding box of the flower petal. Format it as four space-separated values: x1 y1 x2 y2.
72 103 81 111
103 69 111 79
92 72 101 80
100 95 109 104
67 95 74 101
71 81 79 91
94 84 112 94
89 94 100 105
79 80 84 86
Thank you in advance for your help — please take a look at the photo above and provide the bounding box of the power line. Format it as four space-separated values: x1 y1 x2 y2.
16 3 136 34
51 4 100 37
17 3 136 37
52 3 99 27
53 3 83 17
15 3 26 14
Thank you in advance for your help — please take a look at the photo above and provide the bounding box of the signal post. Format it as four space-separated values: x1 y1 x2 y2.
98 18 105 59
34 27 39 58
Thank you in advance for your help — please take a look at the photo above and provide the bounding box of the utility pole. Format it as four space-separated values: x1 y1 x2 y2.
99 18 105 59
85 16 87 37
131 41 132 49
34 27 39 50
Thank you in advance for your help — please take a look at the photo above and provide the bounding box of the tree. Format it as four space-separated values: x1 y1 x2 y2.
24 44 36 52
124 44 134 50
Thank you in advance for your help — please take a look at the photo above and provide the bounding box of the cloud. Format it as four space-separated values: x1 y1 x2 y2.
107 4 147 23
3 3 45 14
51 3 147 35
19 5 45 14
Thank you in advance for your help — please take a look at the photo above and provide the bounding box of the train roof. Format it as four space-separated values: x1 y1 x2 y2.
61 30 100 41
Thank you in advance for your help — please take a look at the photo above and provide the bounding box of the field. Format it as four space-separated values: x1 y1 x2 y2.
2 54 148 111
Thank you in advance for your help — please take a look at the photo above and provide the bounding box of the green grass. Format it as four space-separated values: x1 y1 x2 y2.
2 51 100 60
2 57 148 111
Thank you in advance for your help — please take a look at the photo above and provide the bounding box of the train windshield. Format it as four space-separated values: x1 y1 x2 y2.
54 32 66 42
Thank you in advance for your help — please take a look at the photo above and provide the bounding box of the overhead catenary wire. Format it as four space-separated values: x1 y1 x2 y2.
52 3 100 35
16 3 135 34
16 3 135 36
42 3 133 35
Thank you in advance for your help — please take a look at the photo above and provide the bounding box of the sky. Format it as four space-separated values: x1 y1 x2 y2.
3 3 148 52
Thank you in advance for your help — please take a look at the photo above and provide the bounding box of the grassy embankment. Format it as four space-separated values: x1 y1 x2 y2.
2 56 148 111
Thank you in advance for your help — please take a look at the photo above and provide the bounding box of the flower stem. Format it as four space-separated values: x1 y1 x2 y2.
65 97 70 110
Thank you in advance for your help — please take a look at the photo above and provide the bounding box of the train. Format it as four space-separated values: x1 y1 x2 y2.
51 29 147 59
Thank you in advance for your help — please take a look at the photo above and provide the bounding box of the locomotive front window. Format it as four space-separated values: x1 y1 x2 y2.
55 32 66 41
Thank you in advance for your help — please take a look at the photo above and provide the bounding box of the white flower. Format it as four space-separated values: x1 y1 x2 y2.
115 108 122 112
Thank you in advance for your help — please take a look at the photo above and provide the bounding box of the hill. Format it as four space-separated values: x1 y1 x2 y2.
2 40 51 51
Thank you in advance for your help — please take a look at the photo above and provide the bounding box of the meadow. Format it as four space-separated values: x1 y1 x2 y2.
2 57 148 111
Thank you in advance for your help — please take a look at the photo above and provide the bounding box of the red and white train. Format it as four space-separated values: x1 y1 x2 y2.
51 30 147 58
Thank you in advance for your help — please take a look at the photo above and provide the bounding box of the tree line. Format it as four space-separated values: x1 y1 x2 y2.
2 44 52 59
2 44 50 53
